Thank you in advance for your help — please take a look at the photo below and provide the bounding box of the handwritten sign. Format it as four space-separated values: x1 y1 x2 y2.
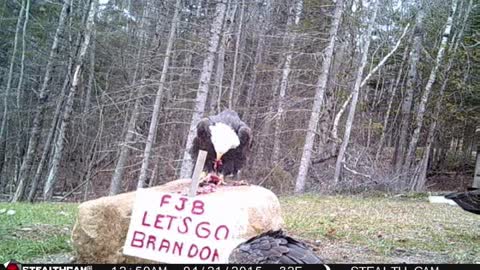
123 189 247 263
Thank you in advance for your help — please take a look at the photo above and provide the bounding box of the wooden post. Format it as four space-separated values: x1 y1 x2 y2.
189 150 207 197
473 127 480 188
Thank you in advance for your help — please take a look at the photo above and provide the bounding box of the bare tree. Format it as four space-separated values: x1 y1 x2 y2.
11 0 72 202
403 0 458 174
332 24 410 142
394 9 424 173
179 0 228 178
375 37 412 162
13 0 31 181
27 42 76 202
295 0 344 193
83 27 96 114
0 0 25 185
0 0 476 200
331 94 352 141
333 0 379 184
411 0 472 191
243 0 272 122
228 0 245 110
474 127 480 188
43 0 98 200
14 0 30 109
272 0 303 165
109 5 151 195
137 0 181 189
26 5 85 201
210 0 237 114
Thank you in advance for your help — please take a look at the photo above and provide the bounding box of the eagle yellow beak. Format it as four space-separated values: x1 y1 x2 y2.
216 152 223 160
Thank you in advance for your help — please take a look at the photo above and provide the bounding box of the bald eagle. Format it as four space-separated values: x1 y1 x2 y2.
228 230 324 264
190 109 252 184
445 187 480 215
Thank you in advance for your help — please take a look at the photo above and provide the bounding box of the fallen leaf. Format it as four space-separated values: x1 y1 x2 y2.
326 228 337 237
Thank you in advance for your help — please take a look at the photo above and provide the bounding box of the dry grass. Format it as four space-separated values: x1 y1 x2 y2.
281 194 480 263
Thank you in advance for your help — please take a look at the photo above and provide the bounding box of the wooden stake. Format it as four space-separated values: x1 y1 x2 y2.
189 150 207 197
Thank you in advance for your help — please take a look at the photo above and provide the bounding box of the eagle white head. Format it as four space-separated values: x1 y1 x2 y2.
209 122 240 159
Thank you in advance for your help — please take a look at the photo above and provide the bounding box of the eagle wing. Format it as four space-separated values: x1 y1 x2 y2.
190 118 216 171
445 188 480 215
197 117 211 138
238 126 252 149
229 230 323 264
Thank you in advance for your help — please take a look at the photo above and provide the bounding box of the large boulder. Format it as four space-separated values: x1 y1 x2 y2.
71 179 283 263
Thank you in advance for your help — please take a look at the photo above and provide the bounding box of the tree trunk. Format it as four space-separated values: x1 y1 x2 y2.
331 94 352 141
227 0 245 110
11 0 71 202
210 0 237 114
272 0 303 165
179 1 228 179
412 0 472 191
333 24 409 143
12 0 31 186
232 39 247 109
109 4 150 195
474 127 480 188
412 63 450 191
294 0 344 193
395 12 424 174
110 97 141 195
375 38 412 162
333 0 379 184
26 103 58 200
0 0 25 187
461 124 473 167
26 48 75 202
243 0 271 122
252 62 284 169
212 39 226 114
43 0 97 201
137 0 181 189
125 0 132 33
403 0 458 174
83 28 96 114
16 0 30 108
243 39 262 120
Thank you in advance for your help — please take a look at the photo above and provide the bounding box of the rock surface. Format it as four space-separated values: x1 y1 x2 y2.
71 179 283 263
